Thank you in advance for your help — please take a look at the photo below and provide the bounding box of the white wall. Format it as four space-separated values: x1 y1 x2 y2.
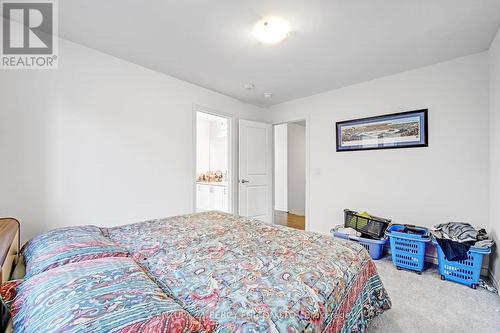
270 53 490 237
287 123 306 216
0 38 268 243
489 29 500 285
274 124 288 211
209 119 228 173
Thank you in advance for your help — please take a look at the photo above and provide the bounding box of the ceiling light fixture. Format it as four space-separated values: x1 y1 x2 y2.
253 16 290 44
264 92 273 98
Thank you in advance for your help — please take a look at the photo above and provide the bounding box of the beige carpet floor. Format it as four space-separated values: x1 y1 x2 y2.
369 257 500 333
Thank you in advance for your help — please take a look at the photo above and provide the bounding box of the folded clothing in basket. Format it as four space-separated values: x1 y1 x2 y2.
434 238 474 261
432 222 493 261
432 222 486 243
334 226 361 237
475 239 494 248
399 225 426 236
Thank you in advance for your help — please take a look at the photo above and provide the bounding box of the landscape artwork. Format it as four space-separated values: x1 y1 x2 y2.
336 109 428 151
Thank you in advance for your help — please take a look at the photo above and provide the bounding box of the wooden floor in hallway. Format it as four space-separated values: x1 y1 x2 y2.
274 210 305 230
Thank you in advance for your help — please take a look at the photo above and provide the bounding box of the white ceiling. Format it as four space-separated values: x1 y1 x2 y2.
60 0 500 107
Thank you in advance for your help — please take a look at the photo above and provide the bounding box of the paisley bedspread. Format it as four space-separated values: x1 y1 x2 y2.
11 257 202 333
11 211 391 332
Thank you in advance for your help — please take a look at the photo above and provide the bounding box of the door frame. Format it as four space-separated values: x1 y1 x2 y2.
192 105 234 214
272 117 310 230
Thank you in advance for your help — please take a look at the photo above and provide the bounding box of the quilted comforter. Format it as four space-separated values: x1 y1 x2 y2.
11 211 391 332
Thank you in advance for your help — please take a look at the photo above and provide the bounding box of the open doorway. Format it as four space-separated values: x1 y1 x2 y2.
195 111 231 213
274 121 306 230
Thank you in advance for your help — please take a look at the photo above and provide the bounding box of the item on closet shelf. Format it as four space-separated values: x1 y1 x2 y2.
214 170 224 182
206 171 215 182
343 209 390 239
331 227 387 260
198 171 225 183
197 173 207 182
385 224 430 274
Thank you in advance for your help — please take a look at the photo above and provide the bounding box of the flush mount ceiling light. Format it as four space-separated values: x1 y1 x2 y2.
253 16 290 44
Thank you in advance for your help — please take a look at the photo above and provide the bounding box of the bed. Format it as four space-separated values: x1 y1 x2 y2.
0 211 391 332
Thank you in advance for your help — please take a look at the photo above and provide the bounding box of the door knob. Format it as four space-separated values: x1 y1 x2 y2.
240 179 250 183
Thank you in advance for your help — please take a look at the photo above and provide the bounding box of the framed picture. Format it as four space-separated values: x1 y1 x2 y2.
336 109 428 152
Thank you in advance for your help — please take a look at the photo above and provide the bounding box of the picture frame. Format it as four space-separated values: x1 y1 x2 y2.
336 109 428 152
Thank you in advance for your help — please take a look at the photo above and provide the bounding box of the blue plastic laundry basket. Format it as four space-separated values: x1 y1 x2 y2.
433 240 491 289
331 230 386 260
385 225 430 273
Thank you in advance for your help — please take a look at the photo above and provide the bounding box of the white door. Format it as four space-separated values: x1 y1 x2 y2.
239 120 273 223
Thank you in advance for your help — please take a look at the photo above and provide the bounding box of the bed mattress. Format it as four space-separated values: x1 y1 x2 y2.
8 211 391 332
